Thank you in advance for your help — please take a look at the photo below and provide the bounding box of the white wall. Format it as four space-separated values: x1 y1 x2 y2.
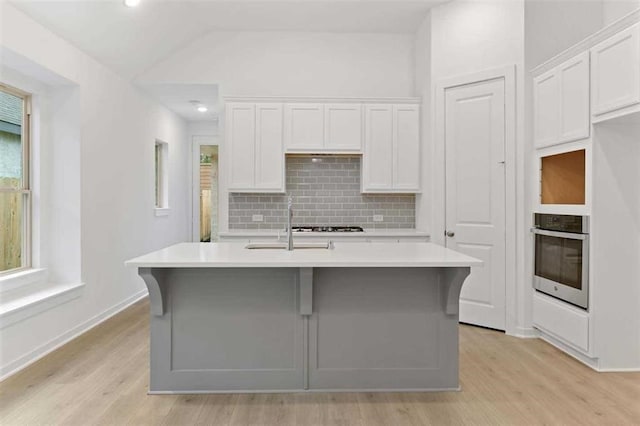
0 3 190 378
525 0 604 69
414 14 432 233
603 0 640 25
430 0 524 80
138 31 415 98
420 0 526 335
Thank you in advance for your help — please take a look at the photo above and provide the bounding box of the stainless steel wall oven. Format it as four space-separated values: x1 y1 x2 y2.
532 213 589 309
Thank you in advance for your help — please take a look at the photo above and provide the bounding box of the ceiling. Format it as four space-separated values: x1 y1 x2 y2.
10 0 447 79
140 83 219 122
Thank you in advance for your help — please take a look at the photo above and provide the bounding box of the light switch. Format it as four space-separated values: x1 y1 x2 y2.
252 214 264 222
373 215 384 222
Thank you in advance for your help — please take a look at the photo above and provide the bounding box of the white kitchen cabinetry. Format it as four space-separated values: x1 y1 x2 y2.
284 103 363 152
283 103 324 151
324 104 362 151
362 104 420 193
533 52 590 148
226 102 285 193
591 23 640 119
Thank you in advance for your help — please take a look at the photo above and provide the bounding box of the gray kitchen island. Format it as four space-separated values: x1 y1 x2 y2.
125 242 481 394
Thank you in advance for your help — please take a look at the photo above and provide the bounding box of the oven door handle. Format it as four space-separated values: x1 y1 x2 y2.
531 228 588 240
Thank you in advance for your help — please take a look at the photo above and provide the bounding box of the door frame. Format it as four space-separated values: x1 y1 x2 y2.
434 65 517 335
191 135 219 242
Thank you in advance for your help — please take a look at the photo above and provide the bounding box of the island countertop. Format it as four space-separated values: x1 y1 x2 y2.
125 242 482 268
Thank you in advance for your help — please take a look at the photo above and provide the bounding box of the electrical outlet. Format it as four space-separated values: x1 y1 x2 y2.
252 214 264 222
373 214 384 222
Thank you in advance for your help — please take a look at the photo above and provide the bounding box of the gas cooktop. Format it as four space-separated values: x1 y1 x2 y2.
292 226 364 233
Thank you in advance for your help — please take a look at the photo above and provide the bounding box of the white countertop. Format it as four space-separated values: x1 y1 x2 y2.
125 242 482 268
218 229 430 238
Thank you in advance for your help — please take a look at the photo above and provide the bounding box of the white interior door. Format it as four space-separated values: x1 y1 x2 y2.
445 78 506 331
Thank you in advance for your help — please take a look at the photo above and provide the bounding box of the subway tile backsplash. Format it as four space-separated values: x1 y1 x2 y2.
229 156 415 229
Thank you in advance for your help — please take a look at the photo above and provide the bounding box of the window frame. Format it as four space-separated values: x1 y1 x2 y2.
0 83 32 276
154 139 169 214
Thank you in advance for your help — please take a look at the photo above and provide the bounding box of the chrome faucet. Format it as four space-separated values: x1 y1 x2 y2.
287 195 294 251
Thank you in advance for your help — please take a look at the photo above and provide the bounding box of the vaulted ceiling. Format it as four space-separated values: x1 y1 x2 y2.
11 0 447 80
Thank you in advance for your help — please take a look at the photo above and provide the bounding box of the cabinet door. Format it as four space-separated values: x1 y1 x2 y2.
393 105 420 191
533 69 560 148
362 105 393 192
226 103 255 189
324 104 362 151
284 103 324 151
255 103 285 191
591 24 640 116
558 52 590 143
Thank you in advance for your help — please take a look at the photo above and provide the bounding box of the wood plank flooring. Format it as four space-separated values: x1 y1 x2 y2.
1 298 639 425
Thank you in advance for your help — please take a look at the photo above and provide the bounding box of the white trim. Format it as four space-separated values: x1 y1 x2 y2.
0 282 84 330
537 330 600 371
223 96 421 104
434 65 519 336
0 268 47 293
149 386 461 395
0 289 148 381
596 367 640 372
512 327 539 338
154 207 170 217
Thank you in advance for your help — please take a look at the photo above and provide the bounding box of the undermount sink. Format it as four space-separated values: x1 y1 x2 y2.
245 242 330 250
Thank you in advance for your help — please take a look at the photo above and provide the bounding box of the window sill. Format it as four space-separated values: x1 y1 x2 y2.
0 281 85 330
155 207 170 217
0 268 47 294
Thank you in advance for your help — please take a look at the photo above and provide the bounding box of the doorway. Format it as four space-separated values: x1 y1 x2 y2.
444 78 506 330
192 136 219 242
435 66 517 332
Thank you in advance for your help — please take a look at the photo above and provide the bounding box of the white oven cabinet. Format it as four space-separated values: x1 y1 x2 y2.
533 52 590 148
226 102 285 193
362 104 420 193
284 103 362 153
591 23 640 118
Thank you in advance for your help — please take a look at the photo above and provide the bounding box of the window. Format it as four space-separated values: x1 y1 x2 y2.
154 139 169 213
0 84 31 274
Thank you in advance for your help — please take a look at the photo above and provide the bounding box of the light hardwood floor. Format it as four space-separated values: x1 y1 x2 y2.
1 298 639 426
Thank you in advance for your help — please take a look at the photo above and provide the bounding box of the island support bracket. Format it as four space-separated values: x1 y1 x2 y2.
139 267 167 317
440 267 471 315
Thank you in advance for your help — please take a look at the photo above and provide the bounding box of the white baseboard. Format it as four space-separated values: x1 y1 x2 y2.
508 326 539 338
0 289 148 381
597 367 640 372
537 331 600 371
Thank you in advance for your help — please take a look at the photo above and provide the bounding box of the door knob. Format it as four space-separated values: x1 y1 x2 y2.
446 231 455 238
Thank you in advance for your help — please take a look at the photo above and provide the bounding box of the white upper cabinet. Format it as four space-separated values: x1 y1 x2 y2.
362 104 420 193
534 69 559 148
255 103 285 191
324 104 363 151
284 102 362 152
534 52 590 149
393 105 420 191
284 103 324 151
227 103 256 189
226 102 285 193
558 52 590 142
591 23 640 118
362 105 394 191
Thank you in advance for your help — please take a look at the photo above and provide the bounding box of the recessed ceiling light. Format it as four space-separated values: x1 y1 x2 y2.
124 0 140 7
197 105 208 113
